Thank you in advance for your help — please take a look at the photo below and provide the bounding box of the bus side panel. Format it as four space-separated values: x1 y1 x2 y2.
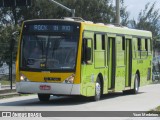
80 27 109 97
115 67 126 91
131 38 152 89
80 30 96 97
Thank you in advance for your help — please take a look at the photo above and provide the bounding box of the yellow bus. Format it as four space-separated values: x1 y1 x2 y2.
16 18 152 101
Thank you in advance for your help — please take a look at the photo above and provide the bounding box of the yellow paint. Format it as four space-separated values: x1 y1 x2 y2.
19 71 74 83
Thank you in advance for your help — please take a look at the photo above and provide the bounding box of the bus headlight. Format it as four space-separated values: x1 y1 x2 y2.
65 74 75 84
20 74 29 82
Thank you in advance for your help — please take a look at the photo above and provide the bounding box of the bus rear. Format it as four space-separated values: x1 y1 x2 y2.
16 19 82 101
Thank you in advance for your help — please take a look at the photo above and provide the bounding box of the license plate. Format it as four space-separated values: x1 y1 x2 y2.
39 85 51 90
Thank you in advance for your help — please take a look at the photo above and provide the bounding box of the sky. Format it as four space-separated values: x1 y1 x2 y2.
124 0 160 20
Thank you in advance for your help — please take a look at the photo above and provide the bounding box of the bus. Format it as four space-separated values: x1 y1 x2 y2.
16 18 152 101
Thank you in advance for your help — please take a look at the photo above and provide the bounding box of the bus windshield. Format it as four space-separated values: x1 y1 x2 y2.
20 34 78 71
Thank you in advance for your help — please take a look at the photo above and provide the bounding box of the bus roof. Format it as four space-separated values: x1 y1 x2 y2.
23 18 152 38
81 22 152 38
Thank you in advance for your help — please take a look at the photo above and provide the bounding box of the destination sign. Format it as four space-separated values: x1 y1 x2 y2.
28 25 74 32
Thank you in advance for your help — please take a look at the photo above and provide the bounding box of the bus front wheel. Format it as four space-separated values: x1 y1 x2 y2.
94 77 101 101
38 94 50 101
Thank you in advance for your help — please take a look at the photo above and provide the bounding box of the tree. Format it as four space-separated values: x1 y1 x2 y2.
0 25 19 63
120 0 130 26
129 2 160 37
0 0 130 63
16 0 116 23
0 0 130 25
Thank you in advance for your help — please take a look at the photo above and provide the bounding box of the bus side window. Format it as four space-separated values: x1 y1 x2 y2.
82 38 92 64
102 35 105 50
95 34 102 50
141 38 148 58
136 38 141 59
145 39 148 51
138 38 141 51
95 33 105 50
132 38 137 59
122 36 125 50
150 39 152 52
116 36 125 66
94 34 105 68
148 39 151 52
147 39 152 55
141 38 146 51
94 34 97 50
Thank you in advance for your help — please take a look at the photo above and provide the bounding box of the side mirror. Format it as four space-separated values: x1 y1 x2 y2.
85 47 91 61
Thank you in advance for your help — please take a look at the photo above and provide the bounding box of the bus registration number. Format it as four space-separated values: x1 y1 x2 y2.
39 85 51 90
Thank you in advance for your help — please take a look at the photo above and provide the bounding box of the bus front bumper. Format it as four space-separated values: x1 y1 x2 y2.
16 82 80 95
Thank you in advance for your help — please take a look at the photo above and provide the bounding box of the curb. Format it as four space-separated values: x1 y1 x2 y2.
0 89 19 99
0 92 20 98
0 89 33 99
0 89 16 94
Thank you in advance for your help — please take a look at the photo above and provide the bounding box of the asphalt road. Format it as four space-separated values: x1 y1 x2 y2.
0 83 160 120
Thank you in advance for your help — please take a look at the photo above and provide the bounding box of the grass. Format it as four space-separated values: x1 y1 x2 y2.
0 75 16 85
147 106 160 115
154 106 160 111
0 94 20 99
152 80 160 84
0 80 16 85
0 93 34 99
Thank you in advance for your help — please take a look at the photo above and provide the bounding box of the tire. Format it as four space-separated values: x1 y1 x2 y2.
133 74 139 94
94 77 101 101
38 94 50 101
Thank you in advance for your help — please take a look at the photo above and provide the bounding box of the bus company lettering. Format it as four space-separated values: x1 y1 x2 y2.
44 77 61 81
137 60 143 64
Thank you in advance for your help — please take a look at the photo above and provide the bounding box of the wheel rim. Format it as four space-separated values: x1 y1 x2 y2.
135 76 139 92
96 82 101 97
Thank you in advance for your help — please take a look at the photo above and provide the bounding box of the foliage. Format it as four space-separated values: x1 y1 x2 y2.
0 0 129 25
0 75 16 84
0 0 121 63
120 0 129 26
0 0 160 63
11 0 117 24
129 2 160 37
0 25 19 63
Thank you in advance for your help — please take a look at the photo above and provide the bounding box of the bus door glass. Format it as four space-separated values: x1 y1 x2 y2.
108 37 116 89
125 39 132 87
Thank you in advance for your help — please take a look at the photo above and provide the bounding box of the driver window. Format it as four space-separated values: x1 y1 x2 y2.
82 38 93 64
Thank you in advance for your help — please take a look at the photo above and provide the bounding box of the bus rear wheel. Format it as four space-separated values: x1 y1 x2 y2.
38 94 50 101
94 77 101 101
133 74 139 94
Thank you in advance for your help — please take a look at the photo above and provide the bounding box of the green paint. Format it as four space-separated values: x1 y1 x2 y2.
80 23 152 97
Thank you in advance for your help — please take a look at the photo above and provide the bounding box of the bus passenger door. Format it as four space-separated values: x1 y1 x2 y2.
115 36 126 91
125 39 132 87
108 37 116 89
